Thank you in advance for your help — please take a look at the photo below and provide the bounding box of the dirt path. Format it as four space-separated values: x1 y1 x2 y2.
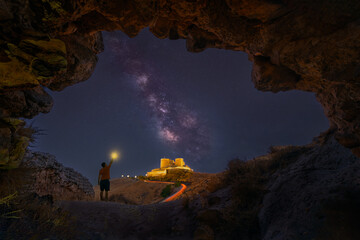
58 174 223 239
143 180 187 203
93 178 170 204
59 200 194 240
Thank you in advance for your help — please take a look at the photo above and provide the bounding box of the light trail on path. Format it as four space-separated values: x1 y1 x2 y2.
162 183 187 203
143 180 187 203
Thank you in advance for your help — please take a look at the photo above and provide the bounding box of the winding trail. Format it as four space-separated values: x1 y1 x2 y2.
162 184 187 202
58 174 221 239
143 180 187 203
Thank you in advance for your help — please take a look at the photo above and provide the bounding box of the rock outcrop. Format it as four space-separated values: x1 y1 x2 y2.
57 133 360 239
259 132 360 239
0 0 360 159
183 132 360 239
21 151 94 201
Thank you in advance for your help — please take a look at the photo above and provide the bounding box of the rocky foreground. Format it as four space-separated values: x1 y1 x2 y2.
61 132 360 239
2 131 360 239
20 151 94 201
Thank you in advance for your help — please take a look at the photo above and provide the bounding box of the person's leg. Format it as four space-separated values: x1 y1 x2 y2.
100 190 104 201
105 191 108 201
104 179 110 201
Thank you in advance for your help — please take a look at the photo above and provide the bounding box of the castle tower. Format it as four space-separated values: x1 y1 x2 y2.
160 158 171 168
175 158 185 167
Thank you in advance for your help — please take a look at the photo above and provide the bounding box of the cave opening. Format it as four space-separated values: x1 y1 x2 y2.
28 29 329 184
2 1 360 238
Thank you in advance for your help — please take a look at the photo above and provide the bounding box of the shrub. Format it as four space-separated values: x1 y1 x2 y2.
3 193 77 239
162 170 193 182
0 119 43 170
137 175 147 180
0 168 77 239
161 185 172 198
219 145 309 239
0 192 21 219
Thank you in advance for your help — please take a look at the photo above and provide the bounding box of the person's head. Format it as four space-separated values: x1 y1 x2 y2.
101 162 106 168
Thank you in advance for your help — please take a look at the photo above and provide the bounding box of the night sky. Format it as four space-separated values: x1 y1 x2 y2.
29 29 329 184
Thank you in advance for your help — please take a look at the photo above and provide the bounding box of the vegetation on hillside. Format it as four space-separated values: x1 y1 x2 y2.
0 119 41 170
217 145 309 239
0 151 76 239
160 185 172 198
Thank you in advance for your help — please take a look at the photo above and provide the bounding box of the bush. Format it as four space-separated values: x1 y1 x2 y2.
0 119 43 170
3 193 77 239
137 175 147 180
161 185 172 198
0 192 21 219
0 168 77 239
162 170 193 182
219 145 309 239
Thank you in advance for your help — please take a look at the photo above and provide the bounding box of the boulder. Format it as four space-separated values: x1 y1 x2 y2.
21 151 94 201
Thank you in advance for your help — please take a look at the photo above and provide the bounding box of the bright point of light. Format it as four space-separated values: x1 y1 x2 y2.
110 151 120 161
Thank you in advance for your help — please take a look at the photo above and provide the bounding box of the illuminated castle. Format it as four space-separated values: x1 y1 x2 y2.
146 158 193 177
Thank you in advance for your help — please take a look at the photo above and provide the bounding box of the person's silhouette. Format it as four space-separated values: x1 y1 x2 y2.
98 159 114 201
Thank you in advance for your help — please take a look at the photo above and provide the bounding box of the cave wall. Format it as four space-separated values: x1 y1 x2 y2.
1 0 360 165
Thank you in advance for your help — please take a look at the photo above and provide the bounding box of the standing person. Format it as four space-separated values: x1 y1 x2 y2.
98 159 114 201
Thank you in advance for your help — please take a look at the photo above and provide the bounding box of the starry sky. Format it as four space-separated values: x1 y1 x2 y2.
30 29 329 185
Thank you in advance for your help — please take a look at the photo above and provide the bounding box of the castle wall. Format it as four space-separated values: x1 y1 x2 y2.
175 158 185 167
147 158 193 178
160 158 171 168
146 169 167 177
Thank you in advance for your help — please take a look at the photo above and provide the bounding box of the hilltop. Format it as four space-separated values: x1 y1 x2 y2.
93 172 224 205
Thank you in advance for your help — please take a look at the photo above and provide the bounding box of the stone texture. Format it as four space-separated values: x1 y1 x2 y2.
0 0 360 157
0 118 31 169
21 151 94 201
259 133 360 239
0 86 53 118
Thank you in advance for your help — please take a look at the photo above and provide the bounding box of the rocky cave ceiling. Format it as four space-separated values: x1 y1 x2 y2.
0 0 360 165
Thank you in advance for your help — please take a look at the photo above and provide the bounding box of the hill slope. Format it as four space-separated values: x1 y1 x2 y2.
93 178 171 205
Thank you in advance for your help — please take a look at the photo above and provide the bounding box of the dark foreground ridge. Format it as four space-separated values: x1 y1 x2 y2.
3 131 355 239
59 200 194 240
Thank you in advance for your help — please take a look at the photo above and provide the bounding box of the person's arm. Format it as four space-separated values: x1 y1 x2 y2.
109 159 114 167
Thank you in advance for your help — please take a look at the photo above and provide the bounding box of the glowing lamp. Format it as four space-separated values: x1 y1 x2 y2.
110 151 120 161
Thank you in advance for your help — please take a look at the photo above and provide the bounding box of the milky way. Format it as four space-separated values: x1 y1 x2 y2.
106 32 211 162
